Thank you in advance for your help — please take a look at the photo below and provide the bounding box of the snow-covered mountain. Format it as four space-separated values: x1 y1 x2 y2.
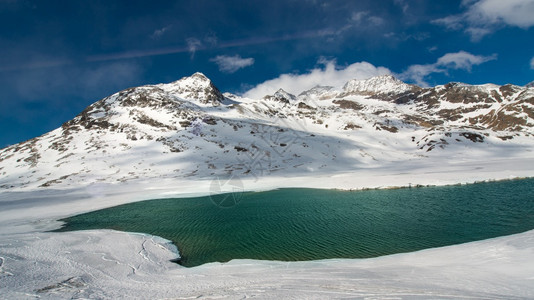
1 73 533 190
342 74 417 96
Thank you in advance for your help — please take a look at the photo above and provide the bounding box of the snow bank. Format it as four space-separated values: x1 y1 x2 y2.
1 228 533 298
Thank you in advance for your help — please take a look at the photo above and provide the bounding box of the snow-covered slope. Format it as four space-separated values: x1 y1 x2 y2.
1 73 534 299
1 73 533 191
2 228 533 299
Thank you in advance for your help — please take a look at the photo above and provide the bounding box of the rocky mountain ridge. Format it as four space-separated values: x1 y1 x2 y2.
0 73 533 190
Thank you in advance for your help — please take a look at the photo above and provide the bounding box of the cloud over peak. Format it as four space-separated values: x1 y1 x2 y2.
400 51 497 86
244 59 391 99
245 51 498 99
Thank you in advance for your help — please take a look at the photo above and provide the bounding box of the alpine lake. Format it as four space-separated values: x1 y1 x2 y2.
55 178 534 267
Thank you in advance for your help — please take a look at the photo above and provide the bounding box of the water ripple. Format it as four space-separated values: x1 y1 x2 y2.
56 179 534 267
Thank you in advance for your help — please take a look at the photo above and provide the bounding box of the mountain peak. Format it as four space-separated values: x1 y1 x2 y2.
526 81 534 88
371 74 398 81
190 72 210 81
298 85 334 95
160 72 224 105
343 75 416 95
298 85 337 101
274 88 295 98
263 88 297 104
175 72 213 85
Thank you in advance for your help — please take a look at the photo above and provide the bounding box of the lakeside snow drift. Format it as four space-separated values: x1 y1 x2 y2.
1 73 534 298
1 228 534 299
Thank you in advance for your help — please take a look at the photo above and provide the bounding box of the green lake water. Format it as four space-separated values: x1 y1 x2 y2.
55 179 534 267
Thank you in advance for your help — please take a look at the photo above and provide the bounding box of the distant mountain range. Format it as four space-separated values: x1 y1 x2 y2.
1 72 533 190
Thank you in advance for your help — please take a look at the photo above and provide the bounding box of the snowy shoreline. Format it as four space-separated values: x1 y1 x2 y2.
1 159 534 298
3 156 534 232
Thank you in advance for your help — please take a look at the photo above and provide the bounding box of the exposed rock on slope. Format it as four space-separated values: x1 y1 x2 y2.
263 88 297 104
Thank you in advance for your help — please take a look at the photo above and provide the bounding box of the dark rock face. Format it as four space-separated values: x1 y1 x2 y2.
382 83 534 132
333 100 364 110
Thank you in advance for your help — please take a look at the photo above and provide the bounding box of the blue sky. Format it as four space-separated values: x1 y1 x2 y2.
0 0 533 147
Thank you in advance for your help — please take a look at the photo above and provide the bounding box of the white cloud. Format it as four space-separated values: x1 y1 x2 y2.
186 38 202 59
204 32 218 46
383 32 430 42
433 0 534 41
400 51 497 86
210 55 254 73
243 59 391 99
467 0 534 28
394 0 409 13
437 51 497 70
319 10 386 40
531 56 534 69
150 25 171 40
350 11 384 26
433 15 464 30
463 27 493 40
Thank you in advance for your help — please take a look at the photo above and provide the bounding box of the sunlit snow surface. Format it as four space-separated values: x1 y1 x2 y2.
1 74 534 298
1 226 534 298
